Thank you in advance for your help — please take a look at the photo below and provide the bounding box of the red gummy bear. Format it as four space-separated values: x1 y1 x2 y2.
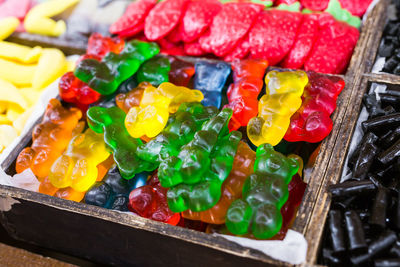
284 71 345 143
129 172 180 226
225 59 269 131
167 56 195 87
59 72 100 112
86 33 125 59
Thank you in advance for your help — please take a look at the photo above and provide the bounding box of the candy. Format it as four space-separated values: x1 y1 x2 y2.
49 128 111 192
24 0 80 37
16 99 82 179
247 70 308 147
136 56 171 86
225 144 299 239
87 106 154 179
167 56 194 87
193 61 231 108
75 40 159 95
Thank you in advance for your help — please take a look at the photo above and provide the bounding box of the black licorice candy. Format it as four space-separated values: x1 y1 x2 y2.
329 180 376 198
344 210 367 252
375 259 400 267
378 138 400 164
322 249 342 266
369 187 389 228
328 210 346 254
395 191 400 229
389 242 400 257
362 113 400 133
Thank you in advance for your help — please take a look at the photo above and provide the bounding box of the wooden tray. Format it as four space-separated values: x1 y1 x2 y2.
0 0 391 266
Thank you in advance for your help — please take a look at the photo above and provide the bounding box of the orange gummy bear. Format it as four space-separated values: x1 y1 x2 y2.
15 99 82 179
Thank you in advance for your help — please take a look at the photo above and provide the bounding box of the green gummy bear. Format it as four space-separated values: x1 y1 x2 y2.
158 108 233 188
225 144 299 239
325 0 361 28
75 40 160 95
136 56 171 87
135 102 218 170
275 2 301 12
167 130 241 212
87 106 155 179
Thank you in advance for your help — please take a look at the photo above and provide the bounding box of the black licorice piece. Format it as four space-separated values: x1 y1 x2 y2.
363 94 386 118
328 210 346 254
389 242 400 257
329 180 376 198
370 188 389 228
350 231 397 265
380 93 400 107
393 64 400 75
379 41 395 58
322 249 342 266
344 210 367 252
375 259 400 267
353 143 378 180
381 126 400 148
383 57 400 73
332 196 357 210
395 191 400 229
362 113 400 133
378 138 400 165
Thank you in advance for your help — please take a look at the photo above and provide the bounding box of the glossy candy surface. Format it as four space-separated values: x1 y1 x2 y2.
49 128 110 192
284 71 345 143
16 99 82 179
87 106 154 179
193 61 231 108
247 70 308 146
136 56 171 86
225 144 299 239
225 59 268 131
75 40 159 95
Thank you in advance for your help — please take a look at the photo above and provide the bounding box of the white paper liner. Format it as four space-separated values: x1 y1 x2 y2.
340 83 387 182
215 230 307 265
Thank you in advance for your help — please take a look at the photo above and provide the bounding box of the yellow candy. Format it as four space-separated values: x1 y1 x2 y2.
247 70 308 147
49 128 111 192
19 88 41 107
125 95 171 138
13 107 34 134
32 48 66 90
0 115 10 124
24 0 80 37
0 58 36 86
6 106 22 121
0 17 19 41
156 82 204 112
0 79 29 111
125 82 204 138
0 125 18 153
0 41 42 64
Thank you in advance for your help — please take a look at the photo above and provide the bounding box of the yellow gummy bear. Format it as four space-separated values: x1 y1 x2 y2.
24 0 80 37
0 17 20 41
0 41 42 64
247 70 308 147
0 78 29 111
0 125 18 153
32 48 67 90
125 82 204 138
0 58 36 86
49 128 111 192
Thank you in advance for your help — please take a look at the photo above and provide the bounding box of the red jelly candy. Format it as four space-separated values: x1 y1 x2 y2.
129 173 180 226
86 33 125 59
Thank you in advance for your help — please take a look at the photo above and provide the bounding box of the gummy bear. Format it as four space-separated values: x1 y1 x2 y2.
116 82 148 113
16 99 82 179
167 56 195 87
247 70 308 146
193 61 231 108
75 40 160 95
129 172 180 225
284 71 345 143
48 128 111 192
225 59 269 131
124 82 203 138
87 106 154 179
136 55 171 86
226 144 299 239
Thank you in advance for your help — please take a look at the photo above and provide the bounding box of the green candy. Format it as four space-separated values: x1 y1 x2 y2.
75 40 160 95
136 56 171 86
275 2 301 12
325 0 361 28
226 144 299 239
87 106 155 179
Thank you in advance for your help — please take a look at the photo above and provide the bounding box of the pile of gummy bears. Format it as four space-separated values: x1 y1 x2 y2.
13 30 346 240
